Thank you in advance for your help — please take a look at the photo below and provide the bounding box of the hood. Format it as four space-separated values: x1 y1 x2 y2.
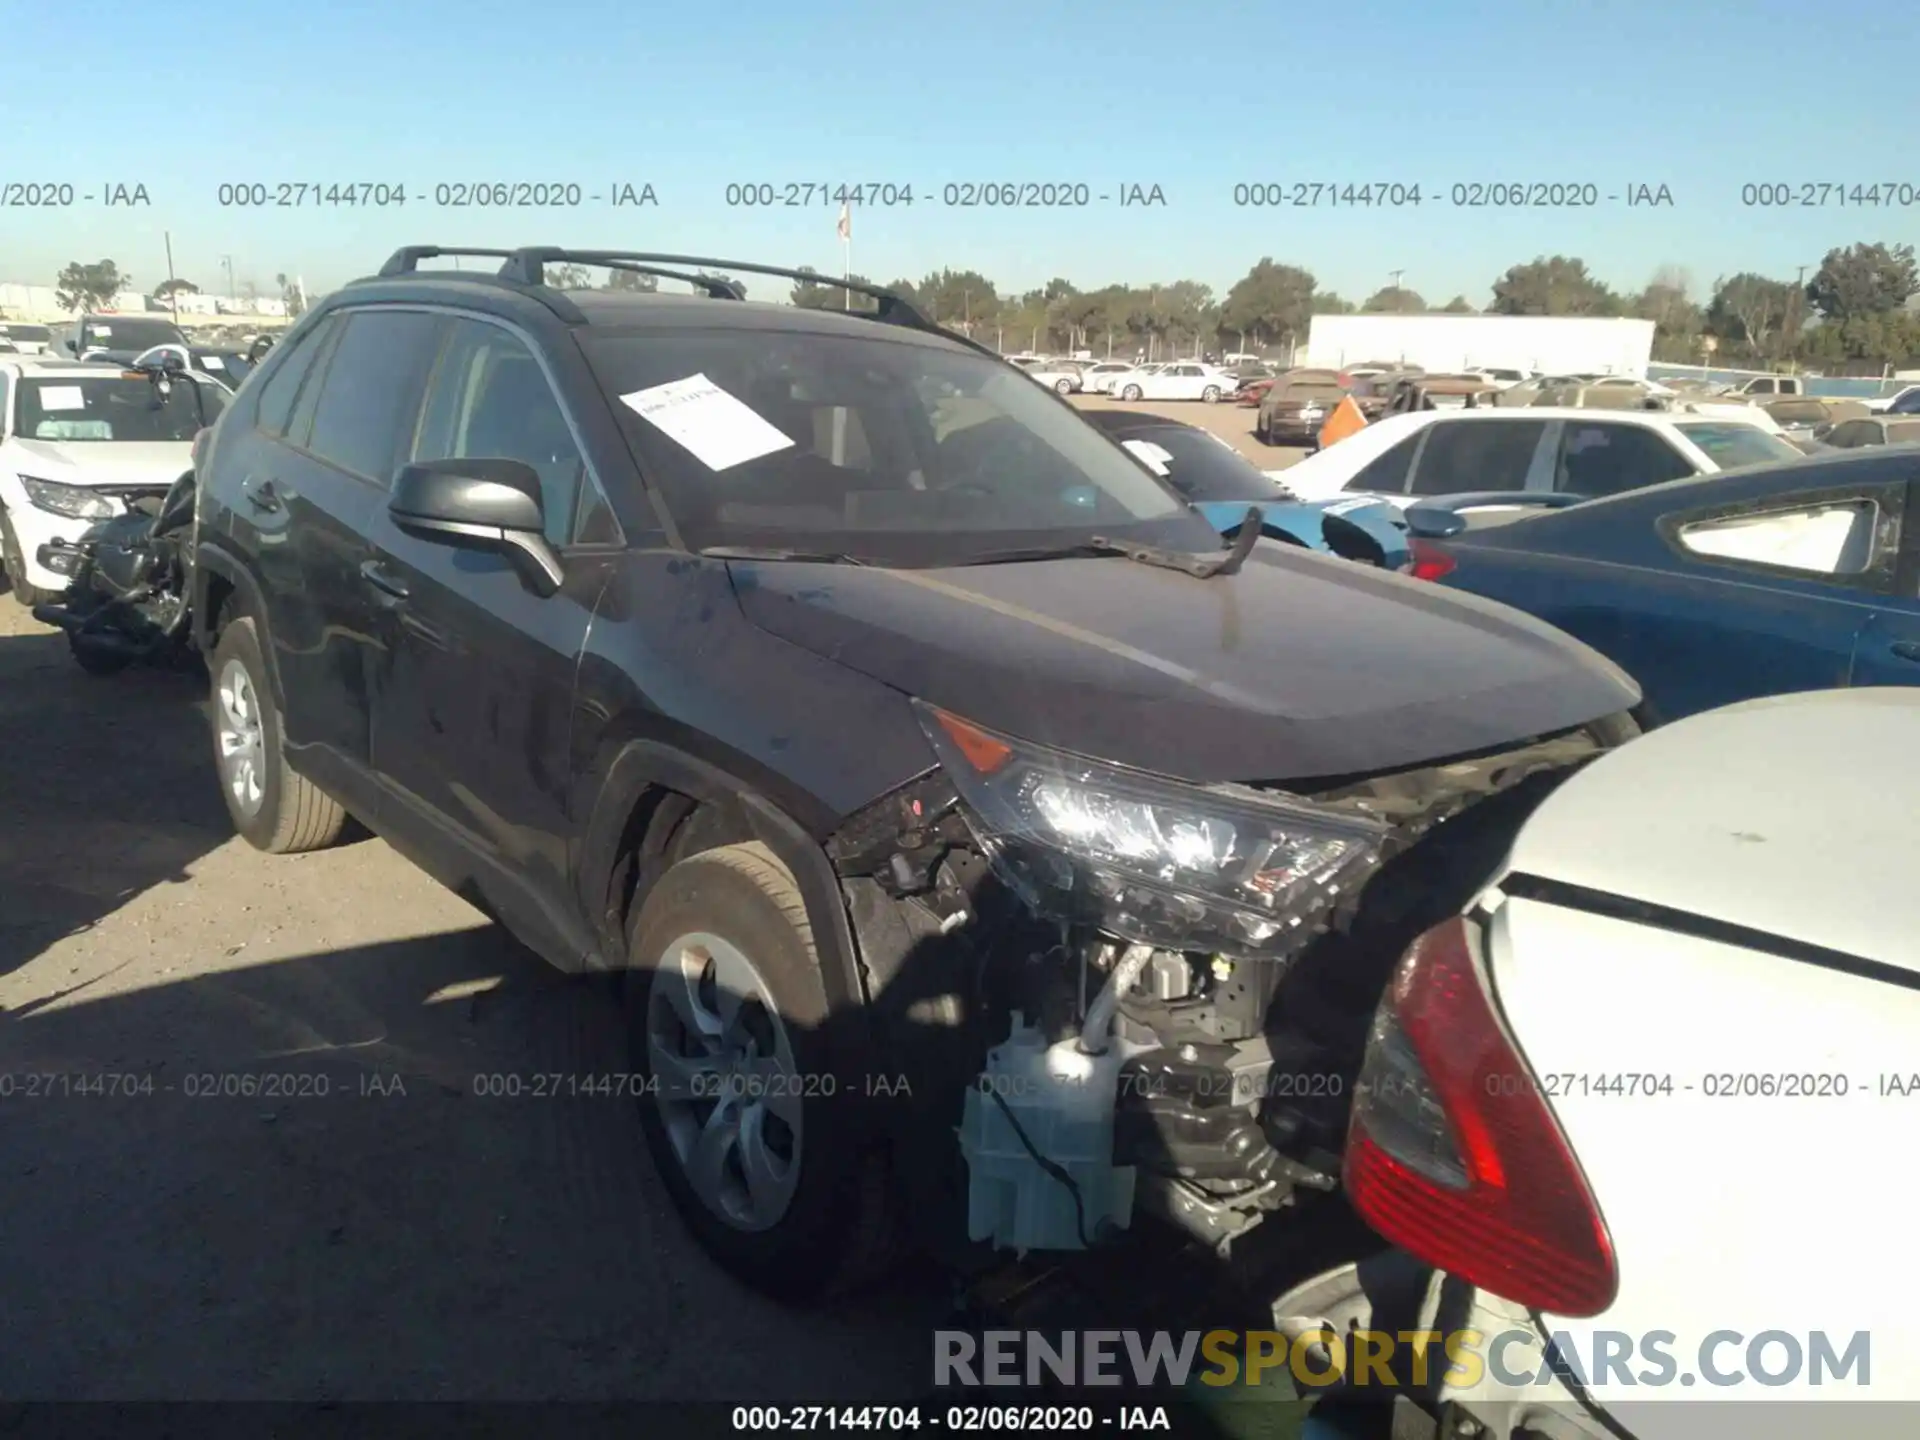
8 438 191 488
726 543 1639 784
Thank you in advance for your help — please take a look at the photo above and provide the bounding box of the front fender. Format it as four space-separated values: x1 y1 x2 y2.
575 738 875 1069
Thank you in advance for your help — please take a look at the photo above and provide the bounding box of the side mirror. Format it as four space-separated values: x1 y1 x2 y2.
64 337 78 354
388 458 563 596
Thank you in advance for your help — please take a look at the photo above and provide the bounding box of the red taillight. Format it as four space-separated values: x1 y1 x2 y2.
1406 539 1455 581
1343 916 1617 1317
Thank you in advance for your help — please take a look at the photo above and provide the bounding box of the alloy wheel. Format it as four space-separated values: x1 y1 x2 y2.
647 929 803 1231
215 658 267 817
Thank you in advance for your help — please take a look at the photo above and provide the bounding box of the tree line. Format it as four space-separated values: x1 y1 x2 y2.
47 241 1920 371
790 242 1920 371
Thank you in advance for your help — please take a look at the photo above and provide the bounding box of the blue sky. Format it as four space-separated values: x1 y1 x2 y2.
6 0 1916 306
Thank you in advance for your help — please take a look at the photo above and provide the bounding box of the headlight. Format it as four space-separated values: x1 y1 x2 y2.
915 702 1389 958
21 476 118 519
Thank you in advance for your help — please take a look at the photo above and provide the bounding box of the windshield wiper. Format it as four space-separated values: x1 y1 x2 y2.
963 506 1264 579
698 545 869 565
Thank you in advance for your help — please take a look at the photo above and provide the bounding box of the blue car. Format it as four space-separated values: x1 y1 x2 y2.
1081 409 1409 570
1400 447 1920 724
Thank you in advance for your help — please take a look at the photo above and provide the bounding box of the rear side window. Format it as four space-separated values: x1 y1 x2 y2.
1678 500 1880 576
1887 421 1920 445
1343 431 1421 493
254 316 337 437
305 311 444 483
1555 423 1694 498
1409 420 1547 496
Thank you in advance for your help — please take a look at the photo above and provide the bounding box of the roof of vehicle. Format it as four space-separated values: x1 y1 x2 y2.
332 272 977 355
1501 687 1920 968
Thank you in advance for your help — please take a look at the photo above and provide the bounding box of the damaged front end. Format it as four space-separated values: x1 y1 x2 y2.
827 702 1632 1263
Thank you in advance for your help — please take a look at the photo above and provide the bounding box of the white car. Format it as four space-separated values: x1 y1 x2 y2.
1279 686 1919 1437
0 359 225 605
1866 382 1920 415
1078 361 1138 395
1110 361 1240 403
1278 406 1804 512
1020 360 1084 395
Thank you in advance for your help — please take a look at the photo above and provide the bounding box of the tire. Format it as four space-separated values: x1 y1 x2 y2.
1055 378 1074 395
0 508 57 607
1202 386 1221 403
1121 384 1143 401
208 614 349 853
1255 416 1273 445
625 841 899 1302
69 634 133 676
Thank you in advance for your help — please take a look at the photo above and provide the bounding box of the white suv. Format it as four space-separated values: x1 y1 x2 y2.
0 359 225 604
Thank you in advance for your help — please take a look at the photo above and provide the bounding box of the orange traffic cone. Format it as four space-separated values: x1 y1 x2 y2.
1318 395 1367 449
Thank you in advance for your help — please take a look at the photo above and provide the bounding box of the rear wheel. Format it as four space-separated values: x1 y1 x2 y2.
1202 385 1222 403
626 841 898 1301
1054 378 1073 395
1121 384 1143 401
209 615 349 853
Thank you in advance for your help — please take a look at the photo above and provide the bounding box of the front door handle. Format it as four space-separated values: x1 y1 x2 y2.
1890 641 1920 663
242 477 282 513
359 559 410 601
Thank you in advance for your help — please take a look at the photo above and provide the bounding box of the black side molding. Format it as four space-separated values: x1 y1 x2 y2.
1501 872 1920 994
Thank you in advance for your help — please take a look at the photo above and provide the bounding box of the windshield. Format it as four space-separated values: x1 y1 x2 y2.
16 373 215 442
583 325 1216 564
2 324 51 343
1110 426 1288 503
80 317 186 352
1674 422 1803 469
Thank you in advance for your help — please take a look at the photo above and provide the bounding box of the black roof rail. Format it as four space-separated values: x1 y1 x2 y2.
378 246 523 278
494 248 1000 358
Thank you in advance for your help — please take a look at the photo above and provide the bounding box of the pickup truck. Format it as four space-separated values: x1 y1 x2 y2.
1725 374 1804 398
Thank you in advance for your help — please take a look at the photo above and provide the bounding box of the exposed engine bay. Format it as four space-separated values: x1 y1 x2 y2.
829 713 1628 1261
31 472 197 671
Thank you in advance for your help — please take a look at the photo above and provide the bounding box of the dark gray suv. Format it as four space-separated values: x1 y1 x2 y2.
190 246 1640 1300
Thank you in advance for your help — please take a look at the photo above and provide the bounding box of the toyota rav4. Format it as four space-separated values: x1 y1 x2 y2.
190 246 1642 1301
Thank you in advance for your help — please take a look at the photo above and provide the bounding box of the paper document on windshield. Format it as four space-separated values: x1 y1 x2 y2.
617 373 795 471
36 385 86 411
1121 438 1173 475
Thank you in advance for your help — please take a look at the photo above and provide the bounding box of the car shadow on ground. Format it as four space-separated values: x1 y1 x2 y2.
0 628 232 981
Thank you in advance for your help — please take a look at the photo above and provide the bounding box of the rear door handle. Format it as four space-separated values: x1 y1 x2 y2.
359 559 410 601
242 477 282 513
1890 641 1920 663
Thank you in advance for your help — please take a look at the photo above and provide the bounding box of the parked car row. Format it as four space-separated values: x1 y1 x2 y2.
6 249 1914 1438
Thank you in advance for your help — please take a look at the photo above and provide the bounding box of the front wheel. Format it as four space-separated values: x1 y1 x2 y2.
1202 385 1222 403
69 633 133 676
626 841 899 1301
1121 384 1143 401
0 509 57 607
208 615 349 853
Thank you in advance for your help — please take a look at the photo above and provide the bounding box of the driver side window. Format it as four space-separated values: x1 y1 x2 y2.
410 319 599 547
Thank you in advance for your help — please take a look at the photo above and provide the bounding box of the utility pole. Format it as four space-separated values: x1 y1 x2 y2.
163 231 180 320
1389 269 1405 292
222 254 236 303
